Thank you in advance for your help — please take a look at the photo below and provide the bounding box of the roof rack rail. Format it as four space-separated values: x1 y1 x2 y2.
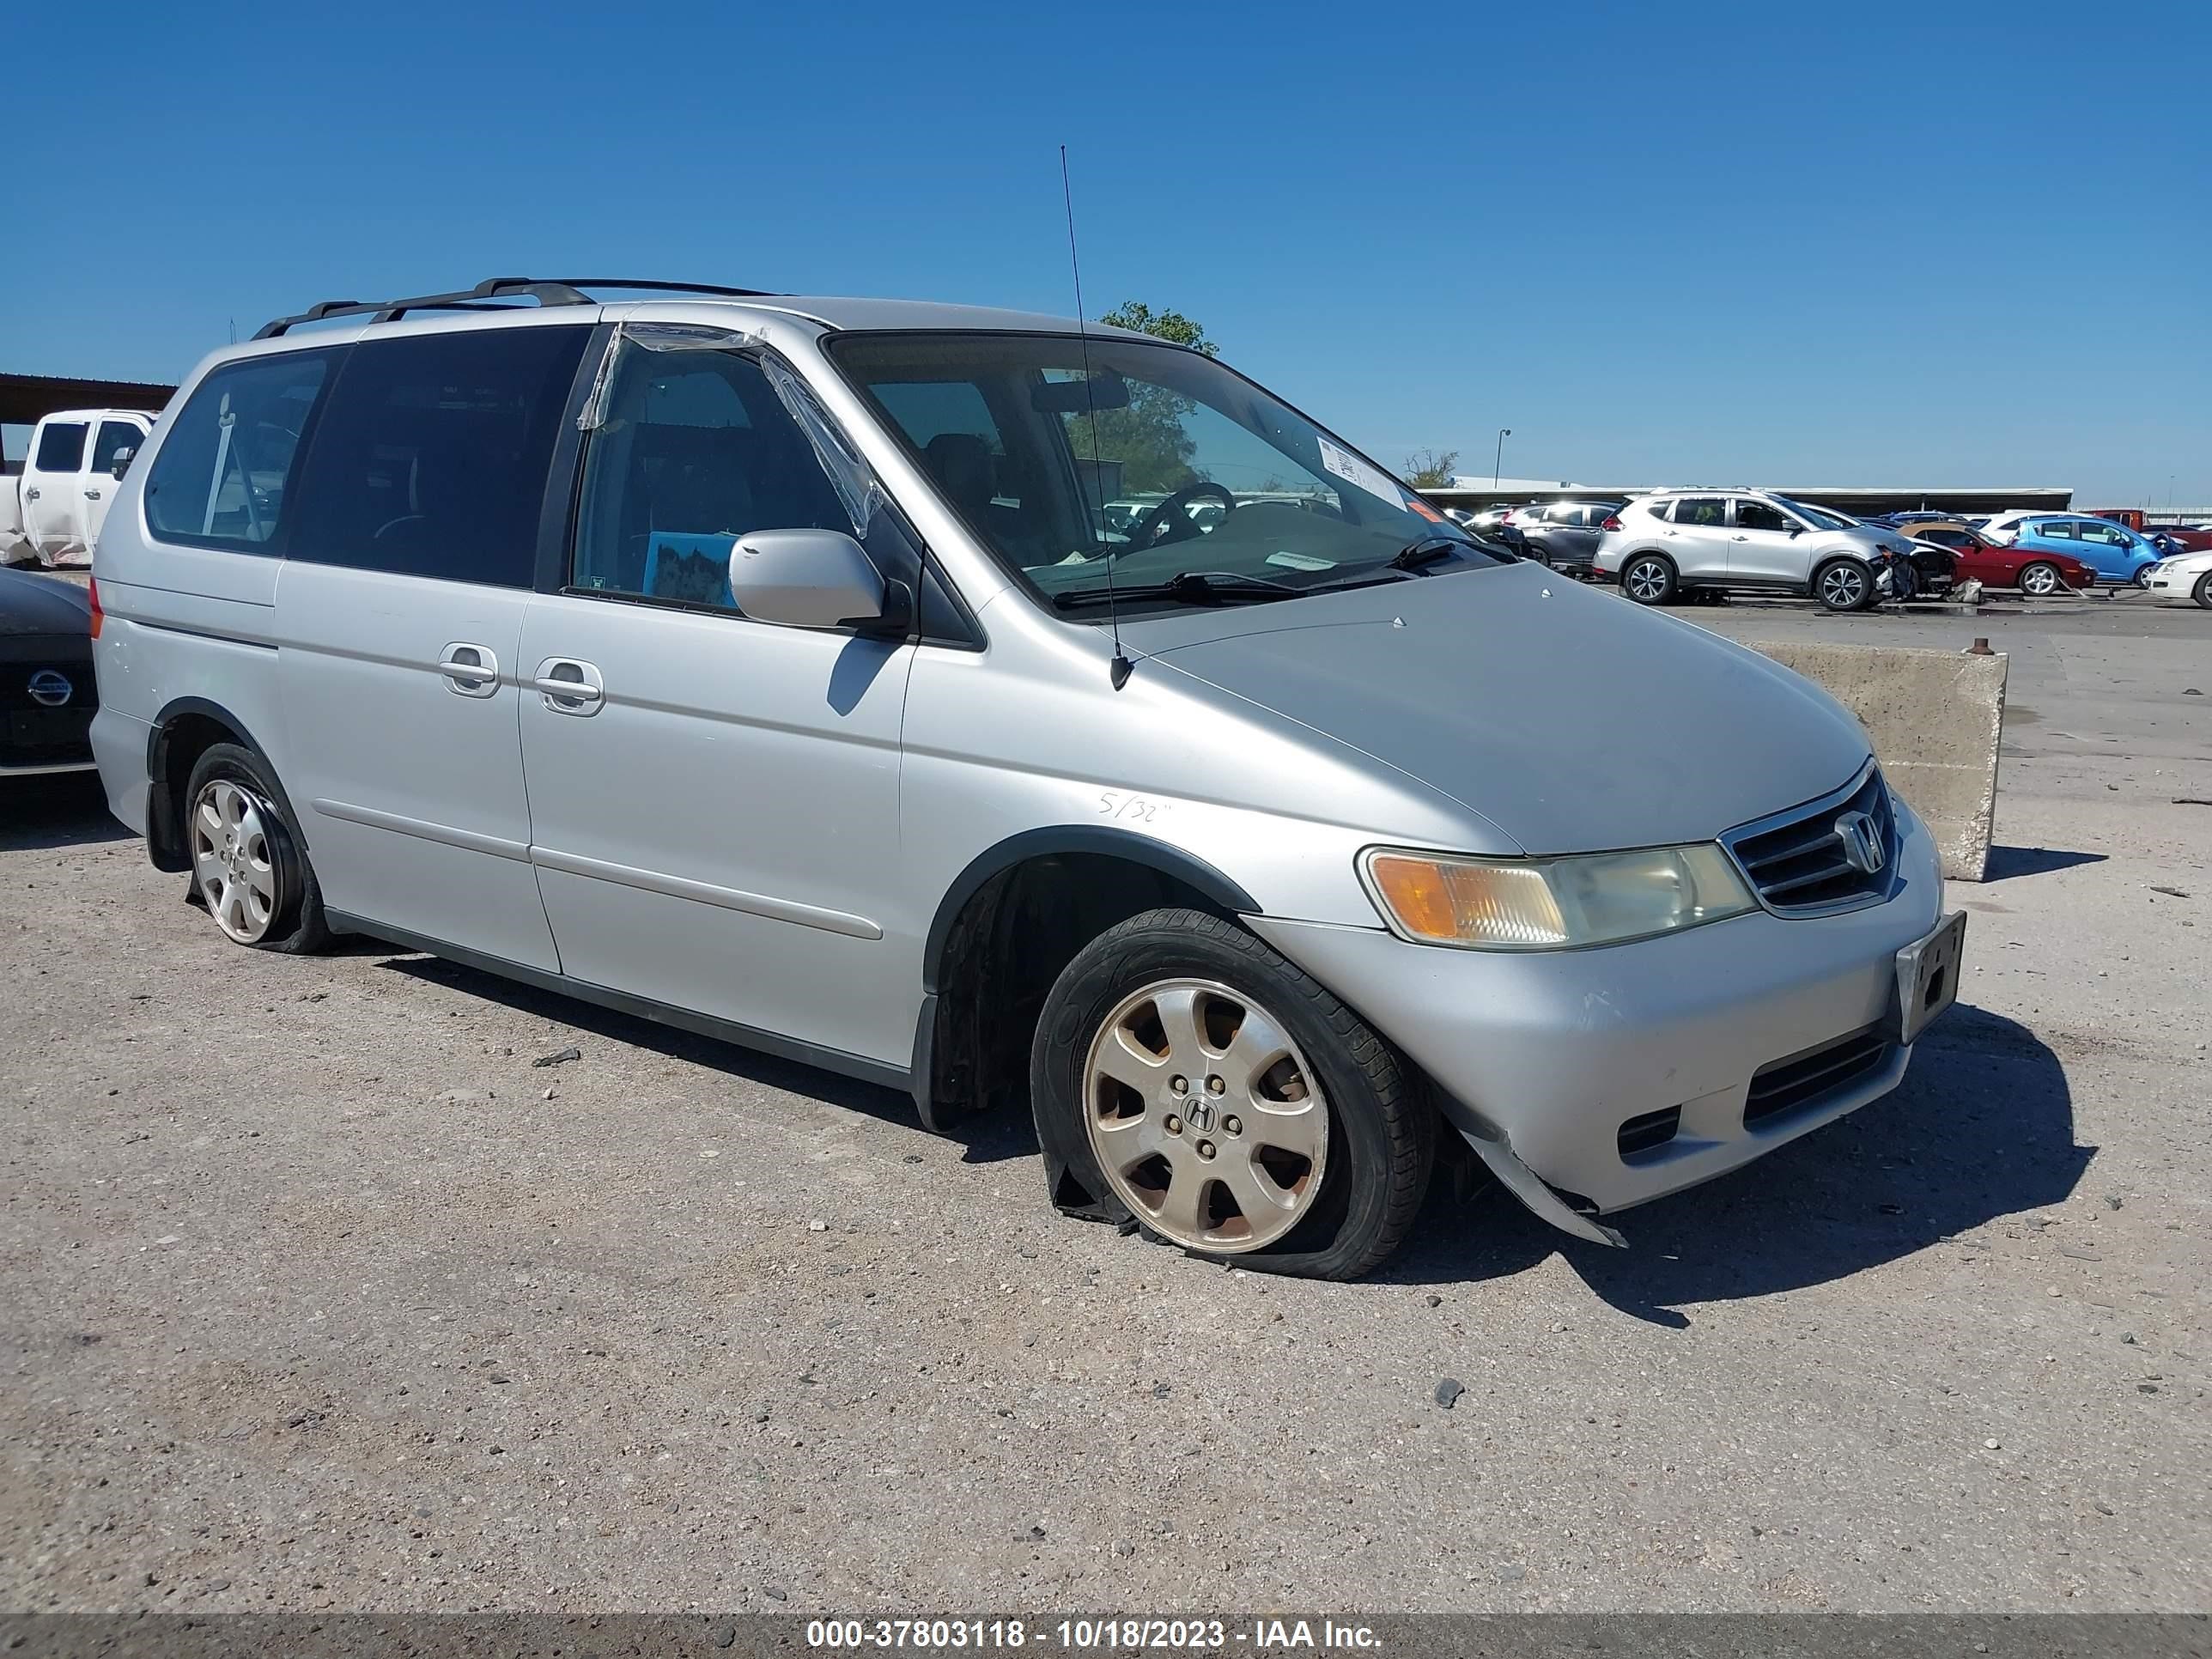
252 276 781 340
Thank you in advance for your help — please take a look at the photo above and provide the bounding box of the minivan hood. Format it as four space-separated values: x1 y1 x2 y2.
1129 564 1871 855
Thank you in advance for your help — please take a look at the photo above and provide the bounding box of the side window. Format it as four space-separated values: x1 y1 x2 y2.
2036 520 2075 540
1734 499 1792 532
572 344 877 615
2077 520 2124 545
92 421 143 474
33 422 88 473
287 325 590 587
143 351 337 552
1674 496 1728 527
1644 499 1673 523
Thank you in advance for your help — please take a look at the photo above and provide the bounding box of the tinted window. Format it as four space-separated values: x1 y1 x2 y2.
1674 496 1728 526
33 422 87 472
572 342 896 617
92 421 142 473
1923 527 1972 549
1735 499 1794 532
144 351 337 552
289 325 590 587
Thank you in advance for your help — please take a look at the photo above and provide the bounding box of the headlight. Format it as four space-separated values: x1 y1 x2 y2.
1362 844 1757 951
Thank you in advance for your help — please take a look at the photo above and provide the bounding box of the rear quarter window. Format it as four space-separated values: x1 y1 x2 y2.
143 350 340 553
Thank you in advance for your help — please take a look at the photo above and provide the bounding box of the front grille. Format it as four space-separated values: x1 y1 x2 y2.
0 659 96 766
1724 767 1893 914
1744 1026 1889 1126
1616 1104 1681 1160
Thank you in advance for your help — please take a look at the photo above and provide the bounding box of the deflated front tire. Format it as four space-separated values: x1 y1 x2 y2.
1030 908 1435 1280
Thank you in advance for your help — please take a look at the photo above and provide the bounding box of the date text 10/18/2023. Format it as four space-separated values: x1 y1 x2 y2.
805 1620 1382 1651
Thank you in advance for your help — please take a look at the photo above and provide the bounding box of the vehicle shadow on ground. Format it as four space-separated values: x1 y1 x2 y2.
0 775 128 852
1983 845 2106 881
1382 1003 2090 1326
370 951 1026 1151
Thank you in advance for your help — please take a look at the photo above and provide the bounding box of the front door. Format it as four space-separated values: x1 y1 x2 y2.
1728 496 1805 585
273 320 594 971
22 419 89 562
516 333 915 1068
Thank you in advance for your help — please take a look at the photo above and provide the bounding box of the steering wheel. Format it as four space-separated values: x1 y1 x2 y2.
1123 481 1237 554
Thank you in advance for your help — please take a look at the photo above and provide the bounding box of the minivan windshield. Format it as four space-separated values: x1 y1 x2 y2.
830 332 1505 611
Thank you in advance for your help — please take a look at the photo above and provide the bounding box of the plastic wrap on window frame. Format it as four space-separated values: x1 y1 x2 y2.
575 322 762 431
757 356 887 541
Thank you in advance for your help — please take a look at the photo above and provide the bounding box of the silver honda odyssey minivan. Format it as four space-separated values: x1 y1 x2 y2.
89 277 1963 1279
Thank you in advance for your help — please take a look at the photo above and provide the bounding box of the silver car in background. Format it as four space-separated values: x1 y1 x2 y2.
88 278 1962 1279
1595 489 1918 610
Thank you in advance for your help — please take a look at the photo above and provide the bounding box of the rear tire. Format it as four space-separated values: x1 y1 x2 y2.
1814 558 1874 611
1030 908 1434 1280
2135 562 2157 589
184 744 331 954
1620 553 1677 605
2016 561 2062 598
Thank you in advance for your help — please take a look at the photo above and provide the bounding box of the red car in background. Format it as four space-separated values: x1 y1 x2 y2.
1910 521 2095 597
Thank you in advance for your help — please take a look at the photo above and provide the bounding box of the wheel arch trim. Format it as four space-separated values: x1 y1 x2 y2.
920 827 1261 998
145 696 306 869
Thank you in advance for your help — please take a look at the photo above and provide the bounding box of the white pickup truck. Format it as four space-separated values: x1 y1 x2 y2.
3 408 158 568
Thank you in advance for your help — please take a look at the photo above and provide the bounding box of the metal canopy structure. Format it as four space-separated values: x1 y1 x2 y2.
1 371 176 428
1420 478 2074 517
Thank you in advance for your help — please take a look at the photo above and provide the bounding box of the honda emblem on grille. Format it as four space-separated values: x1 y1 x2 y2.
1833 809 1882 875
26 669 73 708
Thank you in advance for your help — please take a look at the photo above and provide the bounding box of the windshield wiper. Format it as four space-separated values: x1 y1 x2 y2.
1388 534 1482 571
1052 570 1300 610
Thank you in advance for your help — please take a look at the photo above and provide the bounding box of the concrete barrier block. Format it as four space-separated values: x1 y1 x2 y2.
1747 640 2007 882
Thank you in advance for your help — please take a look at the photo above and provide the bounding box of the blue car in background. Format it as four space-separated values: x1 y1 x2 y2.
1996 515 2163 586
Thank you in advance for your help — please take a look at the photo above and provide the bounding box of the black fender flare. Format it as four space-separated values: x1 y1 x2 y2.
920 825 1261 997
144 696 304 871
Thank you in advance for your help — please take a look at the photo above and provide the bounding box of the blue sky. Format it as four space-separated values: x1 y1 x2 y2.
5 0 2207 505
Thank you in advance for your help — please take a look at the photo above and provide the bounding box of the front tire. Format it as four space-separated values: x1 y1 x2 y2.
2195 572 2212 611
1814 558 1873 611
1031 909 1434 1280
1620 553 1677 605
185 744 331 953
2016 561 2062 598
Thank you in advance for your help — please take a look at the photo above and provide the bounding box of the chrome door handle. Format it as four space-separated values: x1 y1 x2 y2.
438 643 500 698
533 658 605 714
84 489 103 501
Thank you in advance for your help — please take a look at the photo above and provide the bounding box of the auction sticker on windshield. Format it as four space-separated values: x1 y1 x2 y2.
1317 437 1407 509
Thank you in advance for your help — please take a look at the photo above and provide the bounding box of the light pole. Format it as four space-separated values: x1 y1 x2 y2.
1492 428 1512 494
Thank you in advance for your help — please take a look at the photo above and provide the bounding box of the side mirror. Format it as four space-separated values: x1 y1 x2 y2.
728 528 905 632
1787 526 1802 537
110 447 136 480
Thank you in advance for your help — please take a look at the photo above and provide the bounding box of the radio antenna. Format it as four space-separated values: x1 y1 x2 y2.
1061 145 1132 690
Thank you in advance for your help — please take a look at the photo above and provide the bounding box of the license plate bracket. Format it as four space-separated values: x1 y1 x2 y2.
1892 910 1966 1045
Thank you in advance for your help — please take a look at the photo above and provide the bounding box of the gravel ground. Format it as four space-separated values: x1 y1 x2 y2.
2 596 2206 1615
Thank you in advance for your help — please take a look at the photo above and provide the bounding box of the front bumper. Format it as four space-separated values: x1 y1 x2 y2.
1250 805 1946 1223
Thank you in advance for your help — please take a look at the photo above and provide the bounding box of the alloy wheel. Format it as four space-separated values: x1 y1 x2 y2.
1625 560 1668 602
1820 564 1868 609
191 779 282 945
2019 563 2059 597
1082 978 1328 1253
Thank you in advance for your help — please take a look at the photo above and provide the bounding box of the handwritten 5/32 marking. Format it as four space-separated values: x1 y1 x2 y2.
1098 792 1170 824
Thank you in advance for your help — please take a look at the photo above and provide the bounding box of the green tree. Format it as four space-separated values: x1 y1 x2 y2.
1098 301 1218 357
1401 449 1460 489
1070 301 1219 499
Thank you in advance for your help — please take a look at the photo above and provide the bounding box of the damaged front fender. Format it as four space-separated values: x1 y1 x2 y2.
1456 1124 1627 1249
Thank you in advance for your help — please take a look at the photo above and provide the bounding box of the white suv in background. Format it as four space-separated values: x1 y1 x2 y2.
1594 489 1916 611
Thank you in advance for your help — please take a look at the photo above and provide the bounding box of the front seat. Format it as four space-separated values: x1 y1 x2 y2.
922 433 998 523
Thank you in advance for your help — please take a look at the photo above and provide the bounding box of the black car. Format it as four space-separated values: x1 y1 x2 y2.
0 568 98 777
1512 499 1626 576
